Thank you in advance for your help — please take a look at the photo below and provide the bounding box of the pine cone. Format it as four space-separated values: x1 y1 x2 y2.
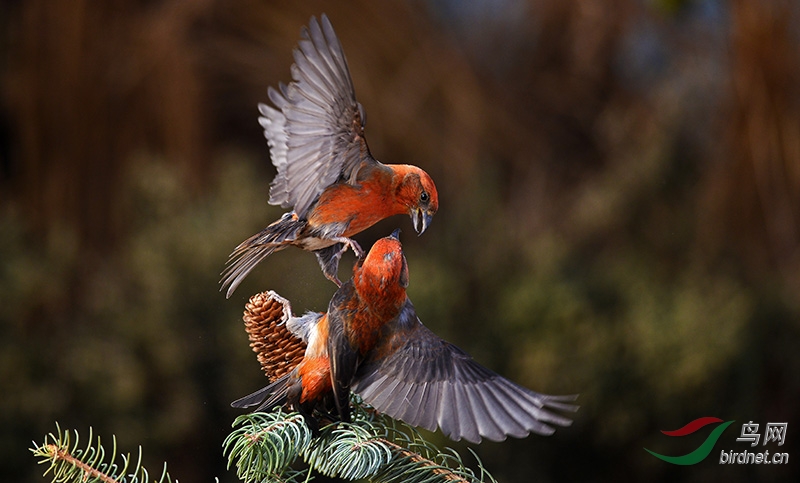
243 291 306 381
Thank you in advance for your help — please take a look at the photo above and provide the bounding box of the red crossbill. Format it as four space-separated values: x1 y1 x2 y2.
233 231 578 443
220 15 438 298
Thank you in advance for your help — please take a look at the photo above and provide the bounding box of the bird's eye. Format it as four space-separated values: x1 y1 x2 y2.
420 191 429 203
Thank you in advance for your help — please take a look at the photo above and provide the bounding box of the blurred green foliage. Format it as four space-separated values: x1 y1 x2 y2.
2 1 799 482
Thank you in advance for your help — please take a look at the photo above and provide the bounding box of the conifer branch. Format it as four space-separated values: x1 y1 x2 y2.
223 409 312 482
224 401 496 483
30 423 173 483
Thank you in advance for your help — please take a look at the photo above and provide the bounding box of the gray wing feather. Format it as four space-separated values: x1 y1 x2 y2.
352 307 578 443
261 14 371 218
415 382 440 431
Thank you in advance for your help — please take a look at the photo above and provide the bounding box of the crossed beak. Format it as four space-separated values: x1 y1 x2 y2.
410 208 434 235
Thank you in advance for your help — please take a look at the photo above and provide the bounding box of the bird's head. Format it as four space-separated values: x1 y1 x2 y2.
354 229 409 313
393 166 439 235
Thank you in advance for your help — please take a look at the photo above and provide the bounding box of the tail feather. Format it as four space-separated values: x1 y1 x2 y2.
231 374 291 412
220 213 307 298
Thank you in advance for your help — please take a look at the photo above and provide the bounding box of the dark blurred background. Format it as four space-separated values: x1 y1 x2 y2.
1 0 798 481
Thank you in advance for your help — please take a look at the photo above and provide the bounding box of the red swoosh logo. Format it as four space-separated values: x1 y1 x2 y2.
661 417 723 436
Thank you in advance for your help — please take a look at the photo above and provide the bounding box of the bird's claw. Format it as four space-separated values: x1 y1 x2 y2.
348 239 365 259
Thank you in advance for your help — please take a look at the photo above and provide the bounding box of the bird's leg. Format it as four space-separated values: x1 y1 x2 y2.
297 404 320 436
331 237 364 259
314 238 365 286
349 239 364 259
315 244 345 286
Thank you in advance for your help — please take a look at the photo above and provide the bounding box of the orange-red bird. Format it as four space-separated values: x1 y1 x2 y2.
233 231 578 443
220 15 439 298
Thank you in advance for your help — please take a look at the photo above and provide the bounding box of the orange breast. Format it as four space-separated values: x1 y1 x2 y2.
297 314 332 403
307 170 404 235
347 304 385 356
298 356 333 403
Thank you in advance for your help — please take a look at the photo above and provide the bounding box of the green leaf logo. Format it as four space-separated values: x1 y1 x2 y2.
644 417 735 465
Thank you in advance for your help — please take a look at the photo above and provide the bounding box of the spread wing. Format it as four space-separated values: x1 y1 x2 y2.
261 14 373 219
352 301 579 444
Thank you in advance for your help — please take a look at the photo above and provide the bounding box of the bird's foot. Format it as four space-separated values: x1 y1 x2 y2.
327 273 343 287
344 238 364 259
328 237 364 260
315 243 346 286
